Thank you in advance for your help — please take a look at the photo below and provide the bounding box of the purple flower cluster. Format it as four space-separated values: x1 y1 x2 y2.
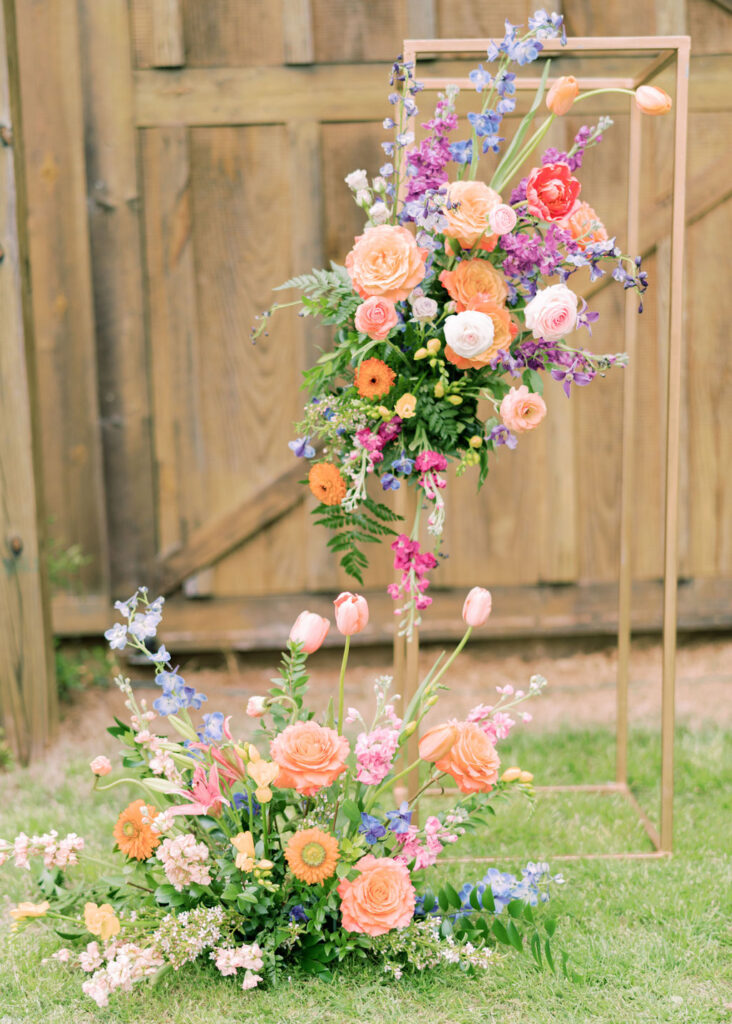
405 95 458 203
501 224 578 295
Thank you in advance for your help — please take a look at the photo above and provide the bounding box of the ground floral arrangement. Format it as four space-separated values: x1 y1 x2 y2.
3 588 566 1006
254 10 671 634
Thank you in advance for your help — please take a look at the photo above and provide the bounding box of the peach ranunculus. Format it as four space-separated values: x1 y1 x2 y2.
526 162 580 222
338 854 416 936
346 225 427 302
270 721 349 796
561 200 608 250
439 258 508 311
444 180 501 249
444 295 518 370
90 755 112 776
546 75 579 115
354 296 399 340
634 85 672 116
84 902 121 941
435 721 500 794
500 385 547 434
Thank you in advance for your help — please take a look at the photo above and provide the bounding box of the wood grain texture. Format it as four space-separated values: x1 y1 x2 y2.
78 0 156 594
151 0 184 68
311 0 404 62
0 0 56 761
283 0 314 65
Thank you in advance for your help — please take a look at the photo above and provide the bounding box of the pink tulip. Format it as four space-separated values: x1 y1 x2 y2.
89 755 112 777
333 592 369 635
289 611 330 653
462 587 493 627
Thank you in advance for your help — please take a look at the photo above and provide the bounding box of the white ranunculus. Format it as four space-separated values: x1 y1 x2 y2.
411 296 438 323
368 201 389 225
523 283 578 341
344 168 369 191
444 310 495 359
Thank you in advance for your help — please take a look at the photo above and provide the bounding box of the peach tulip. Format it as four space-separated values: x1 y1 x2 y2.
634 86 672 116
546 75 579 115
333 592 369 635
419 723 458 763
289 611 330 653
462 587 493 627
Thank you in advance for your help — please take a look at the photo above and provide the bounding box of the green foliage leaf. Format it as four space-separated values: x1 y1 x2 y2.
545 938 556 974
341 799 362 826
492 918 510 946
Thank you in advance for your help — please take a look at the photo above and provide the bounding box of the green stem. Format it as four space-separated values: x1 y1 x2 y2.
365 757 422 811
409 770 447 807
493 113 555 193
337 635 351 736
428 627 473 691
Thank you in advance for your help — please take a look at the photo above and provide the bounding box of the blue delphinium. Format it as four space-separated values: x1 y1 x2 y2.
153 671 207 717
288 437 315 459
385 801 412 835
197 711 225 743
359 813 388 844
380 472 400 491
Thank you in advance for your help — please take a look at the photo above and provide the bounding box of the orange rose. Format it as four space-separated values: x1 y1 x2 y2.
270 721 349 796
439 259 508 311
444 295 518 370
444 180 501 249
435 721 500 794
561 200 608 250
338 855 416 936
346 225 427 302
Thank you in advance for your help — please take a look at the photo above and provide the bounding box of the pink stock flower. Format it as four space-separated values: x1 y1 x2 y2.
171 763 229 817
289 611 330 653
156 834 212 892
462 587 493 627
334 592 369 635
90 756 112 777
355 728 400 785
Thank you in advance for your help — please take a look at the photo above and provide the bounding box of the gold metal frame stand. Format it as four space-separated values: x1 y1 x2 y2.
394 35 690 860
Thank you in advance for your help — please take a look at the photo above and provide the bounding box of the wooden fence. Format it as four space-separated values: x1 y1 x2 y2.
1 0 731 753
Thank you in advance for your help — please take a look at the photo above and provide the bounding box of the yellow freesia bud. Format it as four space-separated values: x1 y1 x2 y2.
248 744 261 762
501 767 522 783
447 394 463 406
469 435 483 448
434 381 445 398
426 338 441 354
402 721 417 737
377 405 391 419
414 347 429 360
519 771 534 784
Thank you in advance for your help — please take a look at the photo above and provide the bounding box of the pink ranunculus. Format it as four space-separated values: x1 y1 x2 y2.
90 756 112 777
246 696 267 718
500 385 547 434
525 162 580 221
462 586 493 627
523 283 578 342
289 611 330 653
488 203 517 235
333 592 369 635
354 296 399 340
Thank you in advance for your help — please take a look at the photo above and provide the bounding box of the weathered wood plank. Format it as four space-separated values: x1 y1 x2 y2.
155 460 308 594
182 0 283 66
283 0 314 65
311 0 404 62
78 0 157 594
0 0 56 761
151 0 184 68
11 0 109 595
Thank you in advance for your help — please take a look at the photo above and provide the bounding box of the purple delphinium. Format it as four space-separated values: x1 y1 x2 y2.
405 94 458 203
550 359 595 398
489 424 518 450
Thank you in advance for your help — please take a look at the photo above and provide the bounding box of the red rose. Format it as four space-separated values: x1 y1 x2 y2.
525 162 581 221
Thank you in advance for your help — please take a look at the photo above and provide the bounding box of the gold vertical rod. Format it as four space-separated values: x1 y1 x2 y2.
660 41 690 853
616 99 643 786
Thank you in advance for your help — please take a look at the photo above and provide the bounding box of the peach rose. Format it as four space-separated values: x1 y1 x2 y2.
635 85 672 116
270 721 349 796
523 283 578 342
346 225 427 302
444 295 518 370
435 721 500 794
354 296 399 340
439 259 508 311
444 180 501 249
546 75 579 115
561 200 608 250
500 384 547 433
338 855 416 935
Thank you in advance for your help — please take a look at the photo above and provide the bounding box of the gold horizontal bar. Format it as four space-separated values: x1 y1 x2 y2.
416 76 637 91
405 36 689 54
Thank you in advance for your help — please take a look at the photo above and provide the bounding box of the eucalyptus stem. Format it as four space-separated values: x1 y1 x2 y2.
337 635 351 736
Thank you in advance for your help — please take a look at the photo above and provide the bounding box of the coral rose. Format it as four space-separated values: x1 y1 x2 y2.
561 200 608 250
354 296 399 340
435 721 500 794
500 385 547 433
444 295 518 370
439 258 508 311
546 75 579 115
523 283 578 342
338 855 416 936
270 721 349 796
526 162 580 221
346 225 427 302
444 180 501 249
635 85 672 116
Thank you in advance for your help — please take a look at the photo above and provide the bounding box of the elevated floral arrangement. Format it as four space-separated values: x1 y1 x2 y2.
2 588 565 1006
254 10 671 632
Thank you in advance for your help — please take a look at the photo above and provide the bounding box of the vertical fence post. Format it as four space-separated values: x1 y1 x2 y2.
0 0 56 762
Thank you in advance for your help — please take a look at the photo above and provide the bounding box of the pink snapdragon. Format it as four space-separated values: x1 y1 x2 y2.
415 450 448 534
156 834 212 892
467 704 516 743
388 534 437 612
355 727 400 785
394 816 461 870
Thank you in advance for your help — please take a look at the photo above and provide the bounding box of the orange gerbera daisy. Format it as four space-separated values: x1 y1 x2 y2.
113 799 161 860
308 463 347 506
285 828 339 884
354 358 396 398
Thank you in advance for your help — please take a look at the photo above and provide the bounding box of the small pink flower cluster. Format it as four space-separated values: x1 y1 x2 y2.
211 943 264 990
395 815 462 870
467 703 516 743
155 834 212 892
355 726 400 786
414 449 448 497
388 534 438 611
352 418 402 473
1 830 84 870
81 942 164 1008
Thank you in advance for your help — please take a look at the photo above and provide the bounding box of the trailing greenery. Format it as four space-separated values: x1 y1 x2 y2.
313 495 403 584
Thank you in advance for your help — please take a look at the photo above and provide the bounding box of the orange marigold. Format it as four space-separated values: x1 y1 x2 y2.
285 828 339 884
354 358 396 399
308 463 347 506
113 799 161 861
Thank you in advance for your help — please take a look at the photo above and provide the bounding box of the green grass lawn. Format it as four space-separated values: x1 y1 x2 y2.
1 724 730 1024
